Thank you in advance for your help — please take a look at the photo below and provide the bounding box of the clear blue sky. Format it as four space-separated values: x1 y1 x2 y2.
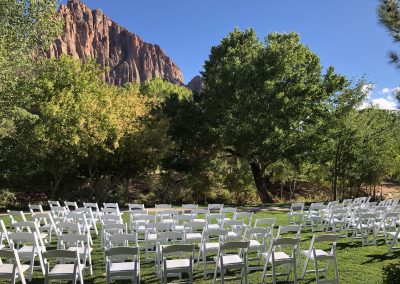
62 0 399 108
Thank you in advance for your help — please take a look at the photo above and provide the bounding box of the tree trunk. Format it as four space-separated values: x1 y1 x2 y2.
250 162 273 203
50 173 62 200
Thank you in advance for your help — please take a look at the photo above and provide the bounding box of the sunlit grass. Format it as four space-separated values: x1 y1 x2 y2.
1 208 399 283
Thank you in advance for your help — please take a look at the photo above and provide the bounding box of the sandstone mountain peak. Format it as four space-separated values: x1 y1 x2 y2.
48 0 184 85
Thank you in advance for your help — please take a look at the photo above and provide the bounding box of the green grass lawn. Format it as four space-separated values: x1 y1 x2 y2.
2 208 399 284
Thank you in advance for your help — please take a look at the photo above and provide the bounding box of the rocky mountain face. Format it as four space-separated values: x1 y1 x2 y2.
48 0 184 85
186 75 204 94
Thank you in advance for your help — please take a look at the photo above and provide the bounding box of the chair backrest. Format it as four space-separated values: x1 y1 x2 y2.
83 203 101 214
185 220 206 232
28 204 44 215
192 208 209 218
157 231 184 244
57 221 81 235
208 204 224 211
182 204 198 211
220 240 249 251
64 201 78 212
102 207 120 216
276 225 301 239
108 233 137 248
105 246 139 261
254 218 275 229
58 233 90 250
48 200 61 208
290 202 304 212
8 231 42 252
155 204 172 209
12 221 46 248
7 210 26 224
223 219 244 234
0 248 27 283
101 214 122 225
145 222 170 233
51 206 67 218
43 248 79 259
128 204 145 211
202 228 228 242
103 203 120 210
270 237 299 255
234 212 253 226
220 207 237 215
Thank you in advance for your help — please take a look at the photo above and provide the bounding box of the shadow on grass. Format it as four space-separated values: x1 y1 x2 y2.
362 250 400 264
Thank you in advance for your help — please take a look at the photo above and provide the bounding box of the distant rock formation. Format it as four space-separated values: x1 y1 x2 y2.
186 75 204 93
48 0 184 86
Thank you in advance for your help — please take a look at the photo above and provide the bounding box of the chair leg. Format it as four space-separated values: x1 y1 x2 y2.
293 260 298 284
301 256 309 279
272 262 276 284
212 264 218 284
203 251 207 277
333 256 339 284
220 265 224 284
314 258 320 283
260 261 268 284
243 265 248 284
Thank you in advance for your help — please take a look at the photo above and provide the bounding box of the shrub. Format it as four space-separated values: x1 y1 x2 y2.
0 189 18 208
382 262 400 284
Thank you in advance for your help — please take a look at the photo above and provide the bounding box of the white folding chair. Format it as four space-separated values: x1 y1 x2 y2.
197 228 228 277
128 203 145 212
261 237 299 284
58 233 93 275
182 204 198 215
102 223 127 248
28 204 44 215
64 201 78 212
208 204 224 212
75 207 99 235
212 241 249 284
184 221 206 244
144 222 170 260
276 225 302 264
234 211 253 228
244 227 271 270
254 218 275 238
83 202 102 222
12 221 47 249
31 213 58 244
220 207 237 221
108 233 137 249
66 212 94 245
162 244 194 284
0 220 10 249
156 231 185 278
173 214 194 231
43 249 84 284
351 212 378 246
191 209 209 222
301 234 339 283
303 203 326 232
0 248 29 284
105 246 140 284
48 200 61 208
7 211 26 225
206 214 224 230
8 232 45 281
223 219 245 240
288 203 304 224
386 224 400 253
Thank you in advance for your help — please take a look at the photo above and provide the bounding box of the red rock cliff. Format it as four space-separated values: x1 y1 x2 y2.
48 0 184 85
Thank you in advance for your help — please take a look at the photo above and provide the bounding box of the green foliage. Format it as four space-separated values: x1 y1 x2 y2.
202 28 359 202
382 262 400 284
378 0 400 76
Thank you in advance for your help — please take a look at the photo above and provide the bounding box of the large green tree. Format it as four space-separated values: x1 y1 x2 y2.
202 29 360 202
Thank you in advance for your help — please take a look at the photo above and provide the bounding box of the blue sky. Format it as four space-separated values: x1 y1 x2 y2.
62 0 399 109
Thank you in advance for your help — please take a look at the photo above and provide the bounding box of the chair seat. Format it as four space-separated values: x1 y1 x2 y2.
110 262 137 273
174 225 184 231
193 218 206 223
0 263 30 274
263 251 292 263
147 233 157 241
49 263 84 275
208 224 221 229
67 246 93 255
249 240 262 248
215 255 244 267
301 249 330 259
17 246 40 257
201 242 220 250
165 259 191 270
227 231 239 238
186 233 202 240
